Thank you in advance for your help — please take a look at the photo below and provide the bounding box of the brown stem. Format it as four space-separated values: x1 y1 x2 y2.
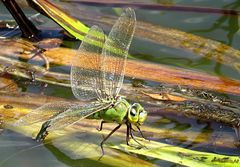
2 0 40 41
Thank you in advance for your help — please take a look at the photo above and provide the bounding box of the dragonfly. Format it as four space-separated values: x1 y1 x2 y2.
15 8 147 155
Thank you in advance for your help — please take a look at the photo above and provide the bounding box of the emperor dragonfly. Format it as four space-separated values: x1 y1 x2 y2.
15 8 147 155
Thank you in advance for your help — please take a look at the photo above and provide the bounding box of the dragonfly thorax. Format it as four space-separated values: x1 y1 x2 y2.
96 97 129 124
127 103 147 126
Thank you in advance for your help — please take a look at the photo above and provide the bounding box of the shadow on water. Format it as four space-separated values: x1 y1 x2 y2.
0 130 111 167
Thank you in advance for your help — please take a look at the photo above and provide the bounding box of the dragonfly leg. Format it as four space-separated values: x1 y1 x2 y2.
99 124 122 160
136 125 147 140
130 126 137 132
129 123 144 147
35 120 51 142
126 122 130 145
97 121 106 131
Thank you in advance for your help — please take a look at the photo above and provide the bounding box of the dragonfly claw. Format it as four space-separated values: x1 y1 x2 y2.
97 121 106 131
136 126 149 141
35 121 51 142
126 123 147 148
98 124 122 159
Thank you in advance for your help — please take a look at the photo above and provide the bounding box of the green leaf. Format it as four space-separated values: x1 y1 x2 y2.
32 0 89 40
109 138 240 167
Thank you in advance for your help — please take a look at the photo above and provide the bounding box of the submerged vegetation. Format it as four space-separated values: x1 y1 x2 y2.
0 0 240 167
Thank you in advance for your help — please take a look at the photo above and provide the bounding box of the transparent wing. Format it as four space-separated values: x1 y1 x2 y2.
14 102 74 126
101 8 136 98
47 102 111 131
71 26 106 101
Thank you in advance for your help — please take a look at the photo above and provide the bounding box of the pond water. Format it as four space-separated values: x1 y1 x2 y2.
0 0 240 167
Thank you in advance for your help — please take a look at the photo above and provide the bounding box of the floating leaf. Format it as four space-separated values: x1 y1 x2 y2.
109 139 240 167
142 91 187 102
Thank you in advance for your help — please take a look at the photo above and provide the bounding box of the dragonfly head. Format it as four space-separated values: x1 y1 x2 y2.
127 103 147 126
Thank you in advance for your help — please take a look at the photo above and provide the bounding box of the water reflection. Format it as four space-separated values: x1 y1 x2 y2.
0 0 240 166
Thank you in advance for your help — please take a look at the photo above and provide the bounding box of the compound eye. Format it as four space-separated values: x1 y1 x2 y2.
139 110 146 118
130 108 136 117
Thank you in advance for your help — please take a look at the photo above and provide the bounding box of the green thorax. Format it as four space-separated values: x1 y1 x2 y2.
88 98 130 124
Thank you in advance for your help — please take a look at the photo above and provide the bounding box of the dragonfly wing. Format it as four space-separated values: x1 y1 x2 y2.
47 102 111 131
101 8 136 98
14 102 74 126
71 26 105 101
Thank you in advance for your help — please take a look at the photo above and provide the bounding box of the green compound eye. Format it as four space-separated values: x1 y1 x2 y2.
139 110 144 116
130 107 137 116
138 110 147 125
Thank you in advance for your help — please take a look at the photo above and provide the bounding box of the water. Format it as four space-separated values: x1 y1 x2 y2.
0 0 240 166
